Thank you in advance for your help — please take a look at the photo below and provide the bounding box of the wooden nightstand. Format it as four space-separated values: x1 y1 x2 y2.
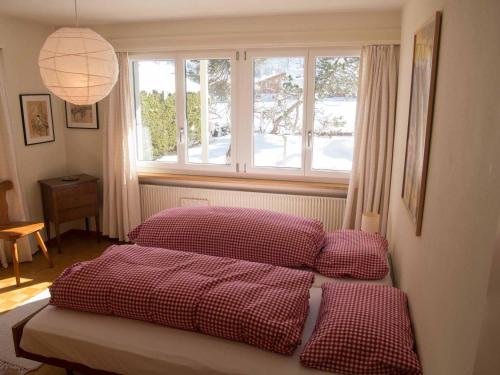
39 174 100 252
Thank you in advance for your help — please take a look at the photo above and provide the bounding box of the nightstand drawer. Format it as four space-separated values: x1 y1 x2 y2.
58 193 97 210
54 182 97 199
59 205 97 222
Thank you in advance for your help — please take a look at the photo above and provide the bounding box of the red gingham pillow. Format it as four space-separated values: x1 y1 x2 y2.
128 206 325 268
50 245 314 355
313 230 388 280
300 283 422 375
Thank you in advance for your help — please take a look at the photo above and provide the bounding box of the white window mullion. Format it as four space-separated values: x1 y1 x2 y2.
176 54 187 167
230 51 242 172
237 49 252 174
304 50 316 177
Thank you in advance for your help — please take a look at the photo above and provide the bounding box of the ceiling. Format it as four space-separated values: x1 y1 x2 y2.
0 0 404 25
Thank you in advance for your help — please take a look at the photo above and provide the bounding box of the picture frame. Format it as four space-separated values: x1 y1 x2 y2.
19 94 55 146
65 102 99 129
402 11 442 236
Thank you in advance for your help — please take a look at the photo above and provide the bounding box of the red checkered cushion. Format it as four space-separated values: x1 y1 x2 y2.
313 230 388 280
50 244 314 355
300 283 422 375
128 206 325 268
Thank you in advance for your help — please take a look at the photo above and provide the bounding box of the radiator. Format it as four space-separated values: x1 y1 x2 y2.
140 184 345 231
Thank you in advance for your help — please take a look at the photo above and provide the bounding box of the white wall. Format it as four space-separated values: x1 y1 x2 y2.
63 111 105 179
387 0 500 374
0 16 70 238
93 11 401 51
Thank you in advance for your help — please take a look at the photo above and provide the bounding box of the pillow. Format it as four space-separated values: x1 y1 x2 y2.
128 206 325 268
300 283 422 375
313 229 388 280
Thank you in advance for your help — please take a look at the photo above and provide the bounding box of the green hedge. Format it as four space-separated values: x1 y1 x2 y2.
140 91 201 159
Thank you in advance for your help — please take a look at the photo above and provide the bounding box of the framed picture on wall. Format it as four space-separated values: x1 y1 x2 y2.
402 11 442 236
65 102 99 129
19 94 55 146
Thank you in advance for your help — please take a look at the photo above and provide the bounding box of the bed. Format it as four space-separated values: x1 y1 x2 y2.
13 208 397 375
14 270 392 375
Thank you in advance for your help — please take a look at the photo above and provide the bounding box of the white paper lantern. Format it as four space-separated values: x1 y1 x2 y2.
38 27 118 105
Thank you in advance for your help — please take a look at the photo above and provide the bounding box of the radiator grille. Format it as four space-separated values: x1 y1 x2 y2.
140 184 345 231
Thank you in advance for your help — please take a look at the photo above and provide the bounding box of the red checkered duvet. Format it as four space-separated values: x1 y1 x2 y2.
49 244 314 355
128 206 325 268
300 283 422 375
314 230 389 280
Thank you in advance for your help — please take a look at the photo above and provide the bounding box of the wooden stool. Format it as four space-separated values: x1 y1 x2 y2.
0 180 53 287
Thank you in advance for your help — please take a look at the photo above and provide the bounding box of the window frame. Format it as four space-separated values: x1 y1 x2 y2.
240 48 309 177
305 48 361 179
131 47 361 184
131 52 178 168
131 50 238 174
179 51 238 172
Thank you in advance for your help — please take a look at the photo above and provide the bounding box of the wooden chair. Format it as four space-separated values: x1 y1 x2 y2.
0 180 52 287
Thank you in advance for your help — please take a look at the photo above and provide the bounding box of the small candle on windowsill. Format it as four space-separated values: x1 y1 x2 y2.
361 212 380 234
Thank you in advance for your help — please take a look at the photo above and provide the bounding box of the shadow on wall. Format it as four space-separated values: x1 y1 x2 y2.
473 220 500 375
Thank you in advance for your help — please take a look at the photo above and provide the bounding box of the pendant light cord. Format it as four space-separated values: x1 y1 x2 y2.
74 0 79 27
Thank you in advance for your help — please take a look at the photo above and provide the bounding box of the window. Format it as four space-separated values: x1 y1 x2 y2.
132 49 360 181
252 56 305 169
311 56 359 172
133 59 177 162
185 59 232 165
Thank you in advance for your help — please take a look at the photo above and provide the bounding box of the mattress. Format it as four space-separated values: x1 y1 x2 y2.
20 272 392 375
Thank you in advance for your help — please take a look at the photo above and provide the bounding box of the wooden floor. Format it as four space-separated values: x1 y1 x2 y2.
0 230 116 314
1 230 117 375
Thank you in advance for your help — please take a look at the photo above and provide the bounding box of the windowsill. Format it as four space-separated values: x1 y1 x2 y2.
138 172 348 197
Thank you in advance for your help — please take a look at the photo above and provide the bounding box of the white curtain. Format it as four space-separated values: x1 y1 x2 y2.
0 52 32 267
343 45 399 236
102 52 141 241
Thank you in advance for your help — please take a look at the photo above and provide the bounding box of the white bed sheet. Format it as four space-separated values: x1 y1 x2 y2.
21 273 392 375
312 254 393 288
312 270 392 288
